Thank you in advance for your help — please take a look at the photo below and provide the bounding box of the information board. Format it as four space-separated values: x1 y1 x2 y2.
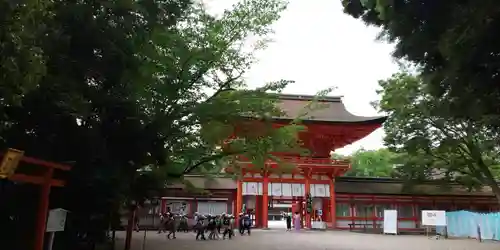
421 210 447 226
46 208 68 232
383 210 398 234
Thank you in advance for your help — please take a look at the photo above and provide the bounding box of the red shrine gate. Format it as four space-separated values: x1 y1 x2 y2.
236 157 350 228
228 94 385 229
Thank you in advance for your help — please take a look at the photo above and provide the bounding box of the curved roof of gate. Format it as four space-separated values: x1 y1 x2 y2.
274 94 386 124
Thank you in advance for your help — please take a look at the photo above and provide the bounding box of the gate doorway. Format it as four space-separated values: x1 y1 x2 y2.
267 199 294 229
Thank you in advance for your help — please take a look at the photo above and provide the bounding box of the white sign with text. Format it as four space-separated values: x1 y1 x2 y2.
421 210 447 226
383 210 398 234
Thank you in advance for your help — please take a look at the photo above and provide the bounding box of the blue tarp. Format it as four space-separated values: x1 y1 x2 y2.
446 211 500 241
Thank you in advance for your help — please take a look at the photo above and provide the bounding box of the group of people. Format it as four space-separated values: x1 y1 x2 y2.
282 211 302 231
156 212 253 240
157 212 189 239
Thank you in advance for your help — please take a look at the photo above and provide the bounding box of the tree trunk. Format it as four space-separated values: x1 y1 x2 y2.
475 161 500 206
485 179 500 206
124 206 137 250
465 141 500 206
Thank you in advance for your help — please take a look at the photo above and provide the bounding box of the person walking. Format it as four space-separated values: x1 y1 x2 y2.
158 213 168 233
238 213 245 235
242 214 252 235
293 212 301 231
222 214 232 239
285 212 292 231
166 214 177 239
195 215 206 240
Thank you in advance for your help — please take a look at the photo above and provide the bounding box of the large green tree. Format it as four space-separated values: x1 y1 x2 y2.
342 149 397 177
341 0 500 121
0 0 312 249
375 72 500 204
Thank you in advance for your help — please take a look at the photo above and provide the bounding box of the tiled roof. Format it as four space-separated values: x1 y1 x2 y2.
275 94 386 123
335 177 493 196
166 175 236 190
168 175 493 197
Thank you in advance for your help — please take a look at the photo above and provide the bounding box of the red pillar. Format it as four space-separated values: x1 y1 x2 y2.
321 197 328 221
236 179 243 226
262 174 269 228
160 199 166 214
34 168 54 250
255 196 261 227
304 177 311 228
232 191 237 215
192 199 198 215
329 178 336 229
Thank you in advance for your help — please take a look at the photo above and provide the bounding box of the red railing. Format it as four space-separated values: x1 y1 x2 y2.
236 155 350 167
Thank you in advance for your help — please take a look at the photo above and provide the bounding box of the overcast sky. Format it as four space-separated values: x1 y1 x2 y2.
205 0 399 155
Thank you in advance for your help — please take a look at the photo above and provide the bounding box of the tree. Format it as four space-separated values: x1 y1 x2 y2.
342 149 397 177
0 0 316 249
341 0 500 122
375 71 500 204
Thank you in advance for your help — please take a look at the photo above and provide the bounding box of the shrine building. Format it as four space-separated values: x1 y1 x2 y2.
156 94 498 231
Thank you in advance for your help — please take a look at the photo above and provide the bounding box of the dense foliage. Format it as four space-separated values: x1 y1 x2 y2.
342 0 500 121
374 72 500 204
341 0 500 205
333 149 397 177
0 1 311 249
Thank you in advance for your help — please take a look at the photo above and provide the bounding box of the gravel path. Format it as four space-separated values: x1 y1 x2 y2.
114 229 499 250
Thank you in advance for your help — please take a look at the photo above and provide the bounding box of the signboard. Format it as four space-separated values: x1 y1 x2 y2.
271 183 282 196
314 184 327 197
0 148 24 179
421 210 447 226
243 182 260 195
281 183 292 196
291 183 304 197
383 210 398 234
46 208 68 232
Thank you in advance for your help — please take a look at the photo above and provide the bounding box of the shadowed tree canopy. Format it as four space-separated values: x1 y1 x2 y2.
375 71 500 204
341 0 500 122
0 0 317 249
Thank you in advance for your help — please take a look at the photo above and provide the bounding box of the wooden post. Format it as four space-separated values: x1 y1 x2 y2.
304 175 311 229
160 199 166 214
262 172 269 228
34 168 54 250
0 152 71 250
236 179 243 226
124 207 136 250
329 178 336 229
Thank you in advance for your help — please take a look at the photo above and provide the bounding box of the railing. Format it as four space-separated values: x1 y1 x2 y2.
236 155 350 167
446 211 500 241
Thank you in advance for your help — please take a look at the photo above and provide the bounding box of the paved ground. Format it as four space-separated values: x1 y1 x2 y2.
115 229 499 250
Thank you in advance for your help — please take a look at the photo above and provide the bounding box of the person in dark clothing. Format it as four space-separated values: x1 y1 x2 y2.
242 214 251 235
178 215 189 232
166 214 177 239
285 212 292 231
195 215 206 240
222 214 233 239
238 213 245 235
216 214 222 234
207 215 218 240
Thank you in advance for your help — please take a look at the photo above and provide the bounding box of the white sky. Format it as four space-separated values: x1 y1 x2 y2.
205 0 399 155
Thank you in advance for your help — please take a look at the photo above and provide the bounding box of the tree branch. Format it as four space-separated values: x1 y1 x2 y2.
182 150 243 174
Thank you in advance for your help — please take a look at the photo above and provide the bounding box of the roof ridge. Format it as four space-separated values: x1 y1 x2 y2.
278 94 342 102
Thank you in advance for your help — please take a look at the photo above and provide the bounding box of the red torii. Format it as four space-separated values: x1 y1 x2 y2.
0 148 71 250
